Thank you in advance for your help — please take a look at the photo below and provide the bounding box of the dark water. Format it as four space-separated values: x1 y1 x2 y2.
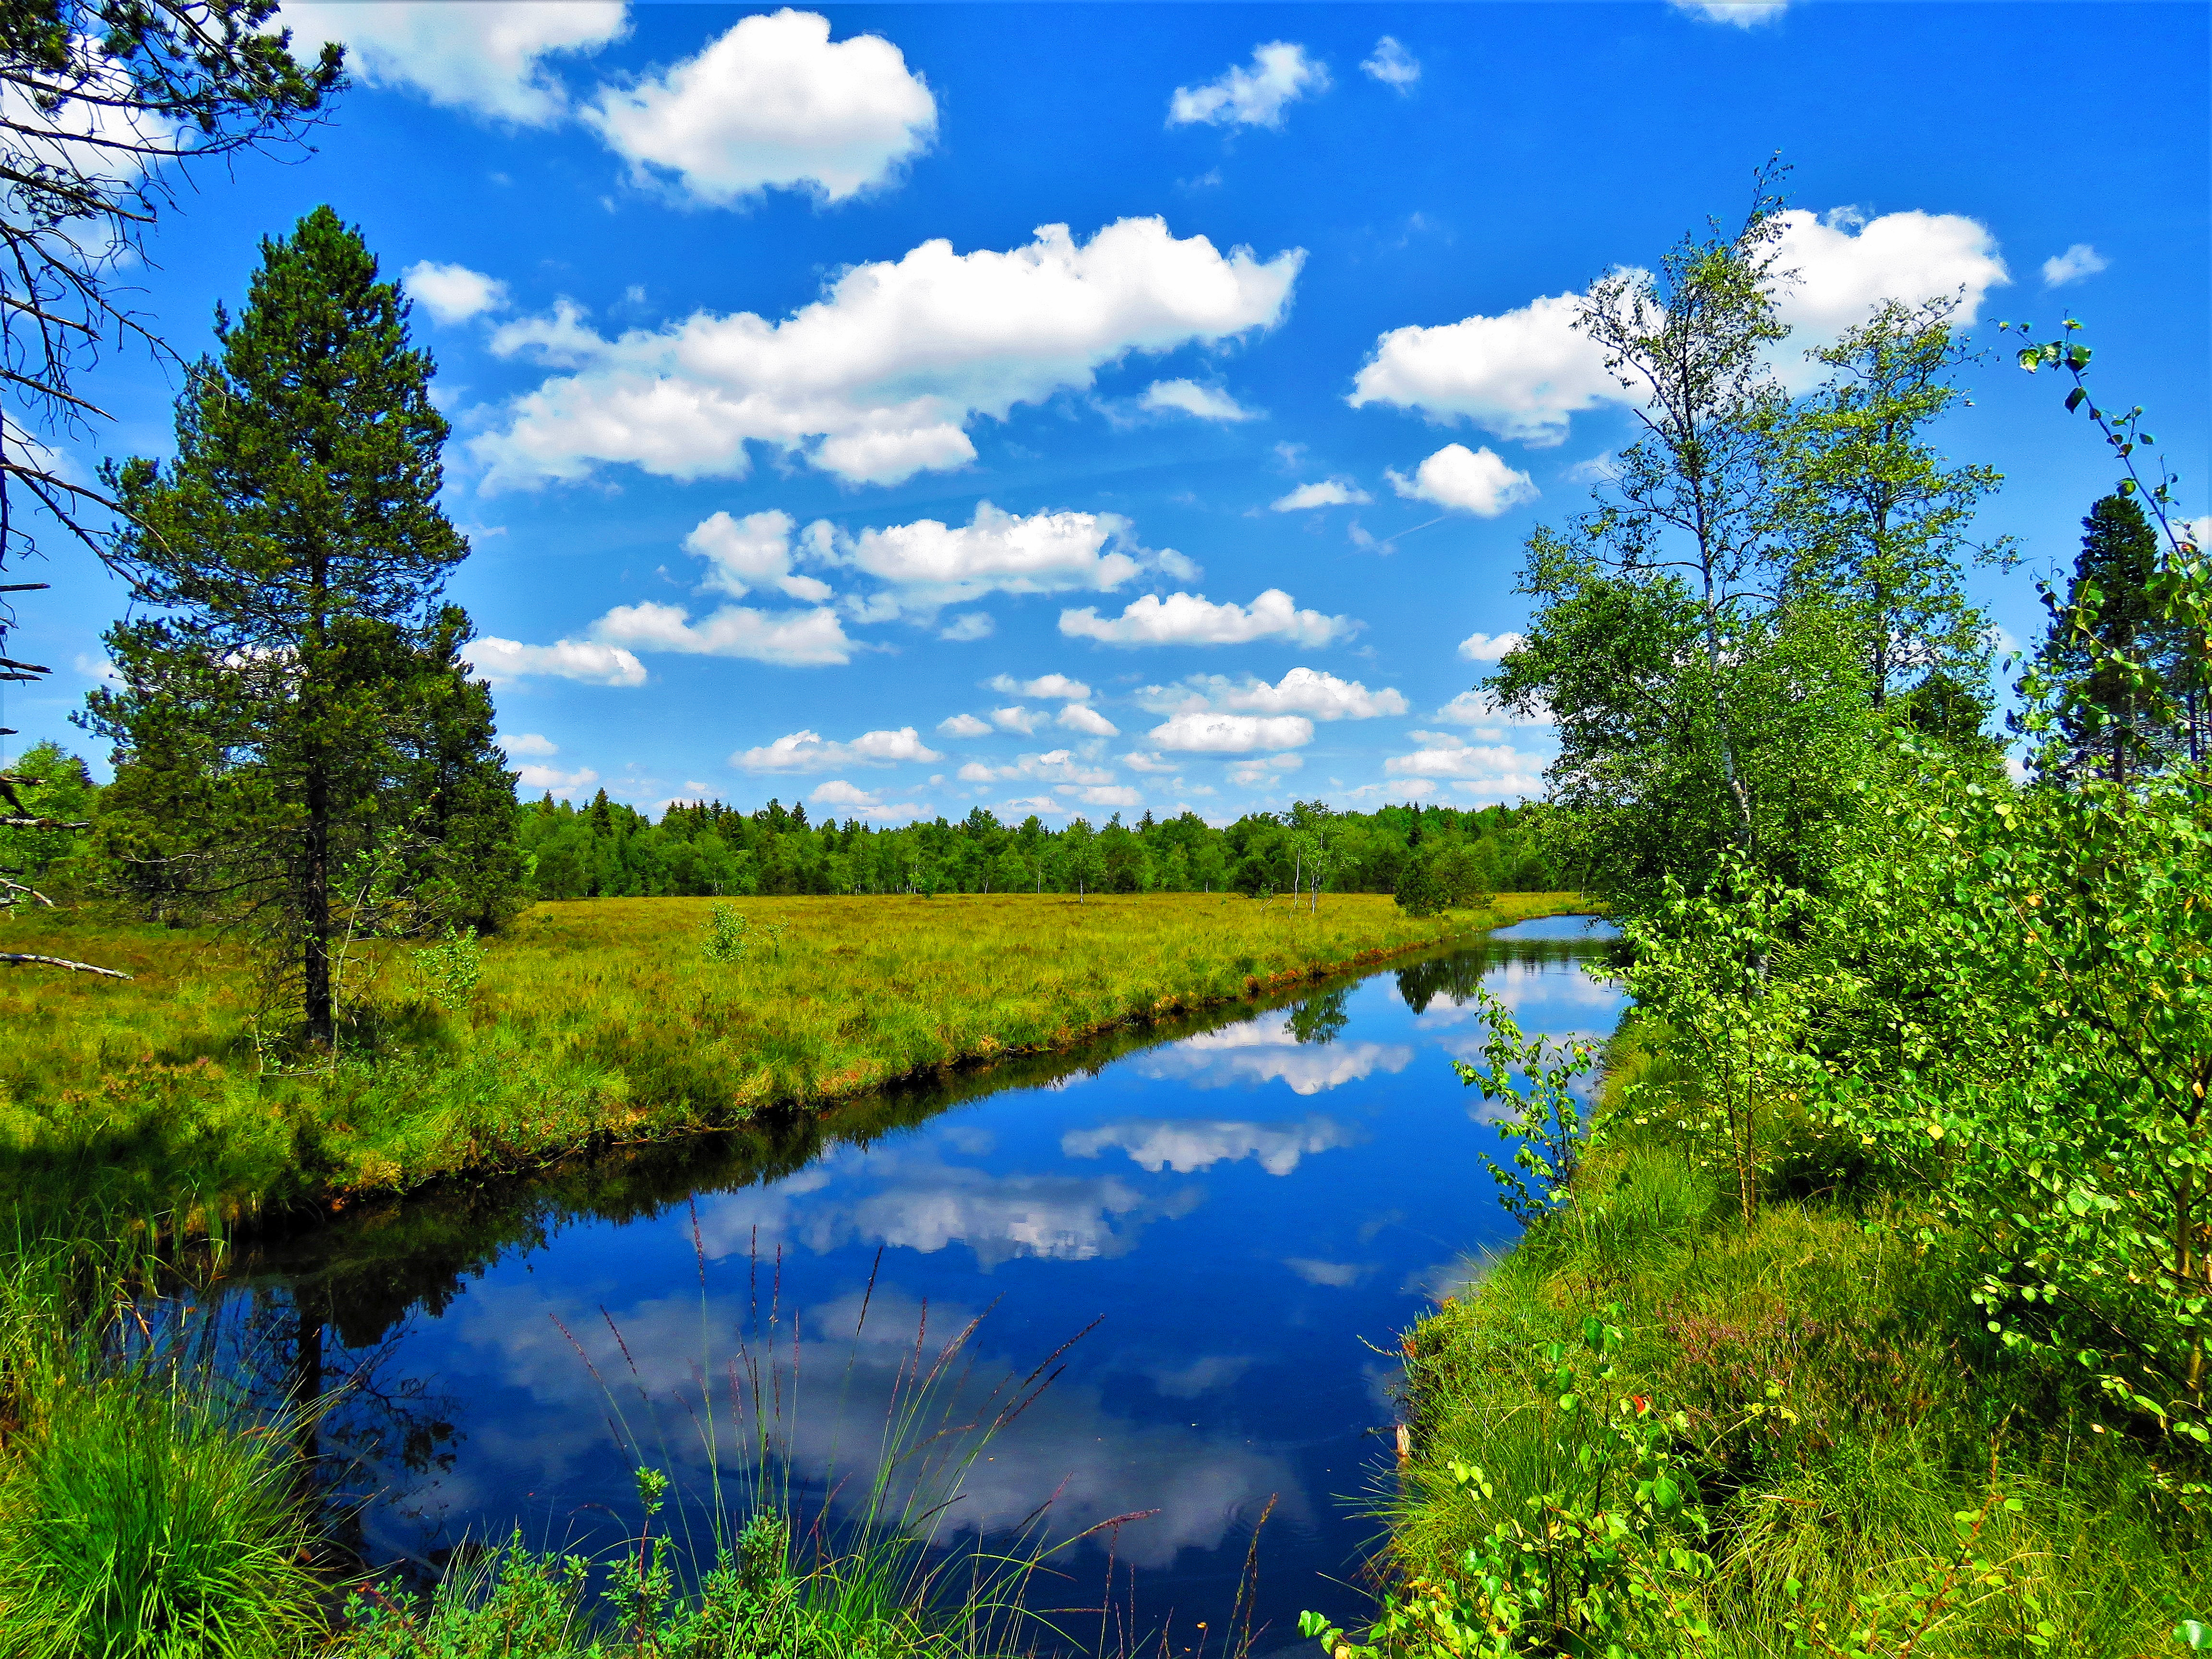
225 914 1623 1653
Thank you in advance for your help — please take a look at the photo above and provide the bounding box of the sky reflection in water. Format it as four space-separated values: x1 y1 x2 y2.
252 917 1622 1650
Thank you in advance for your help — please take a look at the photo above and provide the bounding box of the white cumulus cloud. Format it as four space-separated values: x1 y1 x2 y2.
468 636 646 686
1431 689 1551 733
1350 207 2007 444
808 779 931 820
938 713 992 737
1348 288 1621 447
817 503 1187 611
1388 443 1537 516
503 732 559 757
1270 479 1371 511
1138 667 1405 721
1058 704 1120 737
473 216 1303 489
283 1 627 125
516 762 601 793
1384 733 1549 802
585 9 936 206
2041 243 2109 289
957 749 1116 788
592 600 853 666
1149 712 1313 754
938 612 994 642
685 509 834 602
1065 784 1142 808
991 707 1043 735
986 673 1093 701
402 260 509 325
1168 42 1327 129
1456 631 1525 663
1060 588 1353 648
733 727 942 772
1360 36 1419 90
1227 754 1303 787
1671 0 1790 22
1769 208 2008 372
1140 379 1256 421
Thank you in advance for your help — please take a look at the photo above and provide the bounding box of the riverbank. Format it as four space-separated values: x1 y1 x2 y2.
2 890 1585 1226
1372 1014 2211 1657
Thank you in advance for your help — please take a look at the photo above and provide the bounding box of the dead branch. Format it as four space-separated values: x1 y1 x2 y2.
1 951 130 977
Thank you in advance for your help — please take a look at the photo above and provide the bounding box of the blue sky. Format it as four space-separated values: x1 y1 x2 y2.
9 0 2207 822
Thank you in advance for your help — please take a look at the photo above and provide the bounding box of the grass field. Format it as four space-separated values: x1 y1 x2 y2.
1374 1015 2211 1657
1 890 1582 1226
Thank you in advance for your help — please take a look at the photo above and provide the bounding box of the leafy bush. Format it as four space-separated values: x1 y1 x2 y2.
1307 1312 1714 1659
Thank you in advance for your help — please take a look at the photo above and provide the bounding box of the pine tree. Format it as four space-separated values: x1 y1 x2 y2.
85 206 519 1043
2037 492 2184 784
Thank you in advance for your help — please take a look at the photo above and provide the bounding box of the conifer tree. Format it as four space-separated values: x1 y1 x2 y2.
2037 492 2185 784
86 206 519 1042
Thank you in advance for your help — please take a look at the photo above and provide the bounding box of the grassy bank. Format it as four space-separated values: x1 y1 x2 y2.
1372 1015 2211 1658
2 891 1582 1224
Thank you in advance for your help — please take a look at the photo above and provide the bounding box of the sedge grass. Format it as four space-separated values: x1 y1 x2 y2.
0 891 1582 1223
0 1227 325 1659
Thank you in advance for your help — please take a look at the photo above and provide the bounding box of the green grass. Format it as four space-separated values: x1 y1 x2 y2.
1378 1014 2212 1658
0 1230 325 1658
0 891 1583 1224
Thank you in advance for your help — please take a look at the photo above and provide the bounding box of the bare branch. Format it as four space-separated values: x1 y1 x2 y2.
0 950 130 976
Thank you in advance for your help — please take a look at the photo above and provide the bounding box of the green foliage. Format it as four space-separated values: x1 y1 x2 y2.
334 1505 988 1659
0 1373 322 1659
702 904 749 964
516 792 1563 903
1620 855 1814 1225
1382 1118 2212 1659
1354 253 2212 1659
414 923 485 1010
1306 1313 1714 1659
0 739 99 906
1455 989 1597 1222
1804 751 2212 1451
1396 842 1494 918
1779 297 2006 713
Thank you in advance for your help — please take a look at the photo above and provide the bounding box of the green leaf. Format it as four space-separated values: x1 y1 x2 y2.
2066 387 2087 413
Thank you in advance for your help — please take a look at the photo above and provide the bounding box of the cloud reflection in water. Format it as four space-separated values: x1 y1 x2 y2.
452 1283 1306 1570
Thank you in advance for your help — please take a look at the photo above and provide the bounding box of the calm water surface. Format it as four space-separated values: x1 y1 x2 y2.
232 915 1623 1653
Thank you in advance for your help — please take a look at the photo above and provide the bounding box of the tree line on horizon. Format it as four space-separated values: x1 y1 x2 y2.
513 790 1564 900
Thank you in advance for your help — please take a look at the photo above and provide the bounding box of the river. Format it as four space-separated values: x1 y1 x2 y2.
222 913 1623 1654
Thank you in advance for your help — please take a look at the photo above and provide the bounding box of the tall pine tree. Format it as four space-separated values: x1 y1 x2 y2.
86 206 520 1043
2037 492 2185 784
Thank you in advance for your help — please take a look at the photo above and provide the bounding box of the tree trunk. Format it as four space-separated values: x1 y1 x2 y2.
302 749 334 1044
